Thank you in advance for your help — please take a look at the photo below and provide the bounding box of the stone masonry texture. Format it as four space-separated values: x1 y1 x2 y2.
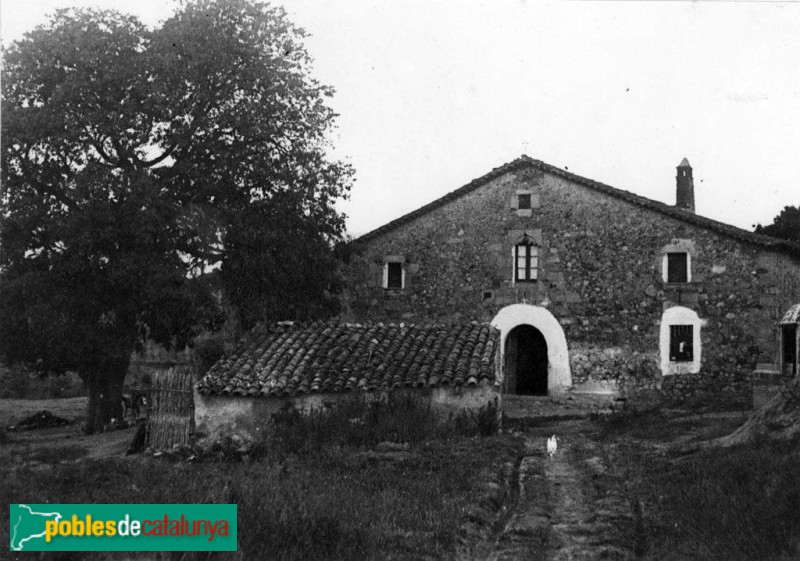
342 158 800 408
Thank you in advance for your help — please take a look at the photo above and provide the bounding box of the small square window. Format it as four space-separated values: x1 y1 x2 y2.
518 194 532 210
385 262 403 290
670 325 693 362
667 252 689 283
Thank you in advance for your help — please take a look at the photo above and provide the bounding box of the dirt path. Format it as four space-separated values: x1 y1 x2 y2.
489 420 637 560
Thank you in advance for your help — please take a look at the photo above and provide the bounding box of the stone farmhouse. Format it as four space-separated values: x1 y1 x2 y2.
195 155 800 443
340 155 800 408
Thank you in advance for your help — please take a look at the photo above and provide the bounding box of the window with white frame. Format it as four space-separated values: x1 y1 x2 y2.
514 236 539 283
660 307 704 375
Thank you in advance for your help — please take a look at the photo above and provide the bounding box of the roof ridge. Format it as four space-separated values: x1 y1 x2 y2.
354 155 800 255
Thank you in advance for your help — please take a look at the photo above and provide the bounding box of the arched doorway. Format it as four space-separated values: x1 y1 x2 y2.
505 324 549 395
491 304 572 394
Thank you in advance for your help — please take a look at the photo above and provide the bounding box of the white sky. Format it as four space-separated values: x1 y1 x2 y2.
3 0 799 236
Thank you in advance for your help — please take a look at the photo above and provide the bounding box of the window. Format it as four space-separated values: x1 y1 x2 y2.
670 325 693 362
385 262 403 289
514 239 539 282
660 240 695 284
518 194 532 210
667 252 689 283
660 306 704 375
784 325 797 375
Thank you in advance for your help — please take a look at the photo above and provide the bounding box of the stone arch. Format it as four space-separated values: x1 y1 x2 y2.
491 304 571 393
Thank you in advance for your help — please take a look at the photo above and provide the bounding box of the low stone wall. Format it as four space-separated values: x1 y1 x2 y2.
569 345 660 395
568 343 753 409
661 370 752 410
194 384 501 450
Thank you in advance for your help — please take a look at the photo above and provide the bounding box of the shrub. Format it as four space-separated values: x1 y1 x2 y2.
0 365 32 398
264 393 438 458
193 335 226 375
0 366 84 399
256 393 498 460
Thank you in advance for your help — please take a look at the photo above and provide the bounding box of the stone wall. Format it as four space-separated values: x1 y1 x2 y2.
194 384 500 449
343 165 800 409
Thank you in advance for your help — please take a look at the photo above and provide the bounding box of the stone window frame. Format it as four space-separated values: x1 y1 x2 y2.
510 189 539 218
512 234 539 284
660 306 705 375
780 304 800 376
660 239 696 285
382 255 405 291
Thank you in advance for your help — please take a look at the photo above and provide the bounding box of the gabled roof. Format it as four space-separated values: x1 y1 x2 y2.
356 155 800 256
197 321 499 397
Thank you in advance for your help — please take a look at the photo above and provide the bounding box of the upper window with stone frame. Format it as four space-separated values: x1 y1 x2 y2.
660 240 695 285
666 252 690 283
511 190 537 217
514 235 539 283
384 261 404 290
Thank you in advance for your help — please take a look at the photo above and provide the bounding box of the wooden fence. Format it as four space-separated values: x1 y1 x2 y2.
146 365 195 450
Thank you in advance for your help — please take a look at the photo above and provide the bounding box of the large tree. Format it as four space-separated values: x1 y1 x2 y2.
1 0 352 433
755 205 800 243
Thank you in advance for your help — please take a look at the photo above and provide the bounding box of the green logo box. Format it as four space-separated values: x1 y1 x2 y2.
9 504 237 551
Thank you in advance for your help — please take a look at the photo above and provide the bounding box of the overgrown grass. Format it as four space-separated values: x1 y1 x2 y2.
597 408 746 443
240 393 500 461
0 434 521 560
602 409 800 560
633 437 800 560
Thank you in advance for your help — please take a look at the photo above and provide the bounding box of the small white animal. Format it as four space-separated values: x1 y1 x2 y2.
547 435 558 458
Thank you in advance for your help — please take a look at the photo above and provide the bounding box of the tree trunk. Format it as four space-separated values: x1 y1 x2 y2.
82 353 131 435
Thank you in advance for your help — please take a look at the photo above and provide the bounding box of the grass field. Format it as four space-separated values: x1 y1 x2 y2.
3 397 800 559
598 410 800 560
1 431 521 559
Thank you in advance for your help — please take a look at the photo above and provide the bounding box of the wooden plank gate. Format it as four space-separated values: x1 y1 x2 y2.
146 365 195 450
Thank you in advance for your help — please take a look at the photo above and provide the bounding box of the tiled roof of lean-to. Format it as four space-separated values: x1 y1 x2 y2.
356 155 800 256
197 321 499 397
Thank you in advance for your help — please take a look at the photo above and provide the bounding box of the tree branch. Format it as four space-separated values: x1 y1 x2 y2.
19 147 77 211
140 142 179 168
84 127 120 166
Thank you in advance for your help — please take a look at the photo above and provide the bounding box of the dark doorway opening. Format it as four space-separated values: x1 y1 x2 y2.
783 325 797 375
504 325 549 395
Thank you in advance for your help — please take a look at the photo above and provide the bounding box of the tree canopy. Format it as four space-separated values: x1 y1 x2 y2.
1 0 352 432
755 206 800 244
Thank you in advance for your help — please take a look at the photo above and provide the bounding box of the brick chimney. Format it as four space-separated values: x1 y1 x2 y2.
676 157 695 213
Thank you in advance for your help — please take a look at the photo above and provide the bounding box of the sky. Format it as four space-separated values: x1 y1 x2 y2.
3 0 799 237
